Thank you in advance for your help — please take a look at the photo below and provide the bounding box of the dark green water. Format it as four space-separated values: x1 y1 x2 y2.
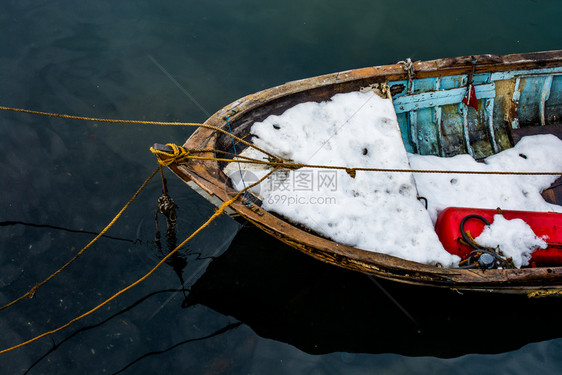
1 0 561 373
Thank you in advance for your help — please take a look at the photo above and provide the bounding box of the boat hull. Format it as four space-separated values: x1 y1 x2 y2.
161 50 562 295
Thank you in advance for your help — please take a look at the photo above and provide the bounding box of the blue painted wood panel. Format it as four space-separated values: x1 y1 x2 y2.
546 75 562 124
393 83 495 113
392 66 562 157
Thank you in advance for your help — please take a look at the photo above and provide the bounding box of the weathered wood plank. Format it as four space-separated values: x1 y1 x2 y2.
393 83 496 113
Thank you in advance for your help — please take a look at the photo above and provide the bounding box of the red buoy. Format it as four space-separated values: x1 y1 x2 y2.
434 207 562 266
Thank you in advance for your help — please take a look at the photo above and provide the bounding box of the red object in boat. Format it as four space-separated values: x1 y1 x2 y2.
462 83 479 111
434 207 562 266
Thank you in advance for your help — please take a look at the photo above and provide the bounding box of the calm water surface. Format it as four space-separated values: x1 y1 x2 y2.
1 1 561 373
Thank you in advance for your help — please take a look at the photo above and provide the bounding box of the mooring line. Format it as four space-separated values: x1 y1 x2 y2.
3 105 559 177
368 276 421 333
0 105 280 161
0 166 279 355
147 53 212 118
0 167 160 313
175 153 562 176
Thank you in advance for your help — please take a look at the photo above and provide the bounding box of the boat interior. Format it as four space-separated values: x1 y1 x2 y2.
217 60 562 204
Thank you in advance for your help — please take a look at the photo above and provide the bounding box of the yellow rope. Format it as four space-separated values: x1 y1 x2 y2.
0 167 160 312
154 148 562 176
0 105 280 161
150 144 192 166
1 104 560 353
0 166 279 355
3 105 559 177
189 148 266 163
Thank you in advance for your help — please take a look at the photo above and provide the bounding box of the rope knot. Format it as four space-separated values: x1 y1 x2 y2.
150 143 191 166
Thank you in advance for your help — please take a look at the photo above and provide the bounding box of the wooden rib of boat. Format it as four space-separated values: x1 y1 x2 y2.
155 50 562 295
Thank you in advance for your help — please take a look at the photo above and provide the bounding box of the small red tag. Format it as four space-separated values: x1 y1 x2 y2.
462 84 478 111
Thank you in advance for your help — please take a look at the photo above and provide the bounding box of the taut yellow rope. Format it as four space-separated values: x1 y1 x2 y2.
0 165 279 354
0 167 160 312
0 105 280 161
3 105 559 177
154 148 562 176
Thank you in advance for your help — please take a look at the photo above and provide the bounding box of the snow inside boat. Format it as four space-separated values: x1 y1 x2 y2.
154 50 562 295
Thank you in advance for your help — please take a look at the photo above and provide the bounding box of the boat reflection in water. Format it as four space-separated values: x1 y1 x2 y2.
184 226 562 358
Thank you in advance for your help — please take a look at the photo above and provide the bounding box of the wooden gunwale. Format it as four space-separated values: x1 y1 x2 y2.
163 50 562 293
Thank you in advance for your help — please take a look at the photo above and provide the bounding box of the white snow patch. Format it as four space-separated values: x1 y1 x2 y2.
408 134 562 223
224 91 562 268
226 91 460 267
475 214 548 268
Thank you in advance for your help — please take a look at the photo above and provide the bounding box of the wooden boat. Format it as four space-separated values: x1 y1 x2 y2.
154 50 562 295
